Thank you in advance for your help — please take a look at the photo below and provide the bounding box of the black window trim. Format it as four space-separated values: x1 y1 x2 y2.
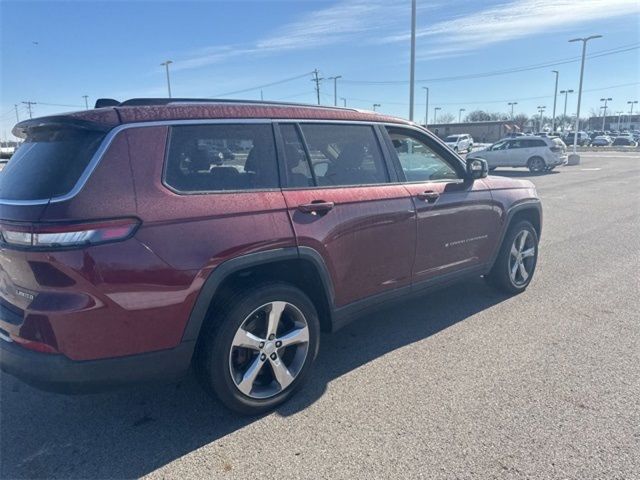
275 120 397 190
162 122 283 196
381 124 467 185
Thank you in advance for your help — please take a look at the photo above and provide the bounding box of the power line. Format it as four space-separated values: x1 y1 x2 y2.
213 71 315 97
341 43 640 85
340 81 640 108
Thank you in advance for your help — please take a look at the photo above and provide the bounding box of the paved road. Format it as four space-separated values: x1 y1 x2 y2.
1 152 639 479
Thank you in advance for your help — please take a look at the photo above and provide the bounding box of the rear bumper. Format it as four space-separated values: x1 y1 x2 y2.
0 337 194 394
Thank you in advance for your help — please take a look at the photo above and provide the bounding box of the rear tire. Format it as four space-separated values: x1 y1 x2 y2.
485 220 538 294
527 156 546 173
196 283 320 415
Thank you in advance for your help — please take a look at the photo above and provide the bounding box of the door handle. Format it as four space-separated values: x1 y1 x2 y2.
298 201 335 214
416 191 440 203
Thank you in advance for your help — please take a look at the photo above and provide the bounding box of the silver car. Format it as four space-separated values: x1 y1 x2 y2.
468 136 567 173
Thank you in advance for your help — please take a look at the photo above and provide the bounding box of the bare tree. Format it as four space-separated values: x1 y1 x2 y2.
437 112 456 123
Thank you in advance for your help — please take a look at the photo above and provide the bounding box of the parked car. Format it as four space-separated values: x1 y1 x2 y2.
0 99 542 414
611 136 637 146
444 133 473 153
468 136 567 173
564 131 590 146
591 135 612 147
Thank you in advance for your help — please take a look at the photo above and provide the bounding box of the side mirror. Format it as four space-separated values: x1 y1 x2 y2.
466 158 488 180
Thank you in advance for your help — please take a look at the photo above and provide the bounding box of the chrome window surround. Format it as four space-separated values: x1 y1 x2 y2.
0 118 415 206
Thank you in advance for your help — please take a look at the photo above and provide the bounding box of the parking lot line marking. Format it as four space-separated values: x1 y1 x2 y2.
581 168 602 171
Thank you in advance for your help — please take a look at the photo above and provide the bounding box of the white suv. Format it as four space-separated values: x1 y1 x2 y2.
444 134 473 153
468 136 567 173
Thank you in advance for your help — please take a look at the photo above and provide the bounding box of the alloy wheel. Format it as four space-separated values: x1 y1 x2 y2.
229 301 310 399
509 230 536 286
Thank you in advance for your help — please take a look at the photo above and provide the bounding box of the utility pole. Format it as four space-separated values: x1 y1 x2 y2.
568 34 602 163
408 0 416 121
160 60 173 98
537 105 546 132
311 69 322 105
328 76 342 106
433 107 441 124
22 101 36 119
82 95 89 110
422 87 429 126
340 97 347 107
508 102 518 120
14 104 19 122
600 97 612 130
373 103 381 112
560 89 574 131
260 90 264 101
551 70 559 132
458 108 466 123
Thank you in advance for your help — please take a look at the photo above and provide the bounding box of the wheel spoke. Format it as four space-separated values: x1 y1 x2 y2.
518 230 529 251
510 260 519 281
266 301 287 338
231 328 263 350
278 326 309 348
270 359 295 390
521 247 535 259
510 244 519 258
518 261 529 282
236 356 264 396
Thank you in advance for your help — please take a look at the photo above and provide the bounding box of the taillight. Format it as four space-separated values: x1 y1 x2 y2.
0 218 140 249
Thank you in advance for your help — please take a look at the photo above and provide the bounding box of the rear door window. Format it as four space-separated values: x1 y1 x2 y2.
298 124 388 186
164 124 279 192
0 127 105 201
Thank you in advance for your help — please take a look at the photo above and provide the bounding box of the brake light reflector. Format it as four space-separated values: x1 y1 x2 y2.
0 218 140 249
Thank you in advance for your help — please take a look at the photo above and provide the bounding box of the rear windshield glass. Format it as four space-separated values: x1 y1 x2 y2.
445 136 460 141
0 127 105 201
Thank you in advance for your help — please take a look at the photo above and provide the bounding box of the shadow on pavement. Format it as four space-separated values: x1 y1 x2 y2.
0 277 509 479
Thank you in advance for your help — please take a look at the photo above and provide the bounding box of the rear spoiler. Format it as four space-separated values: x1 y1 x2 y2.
11 116 113 139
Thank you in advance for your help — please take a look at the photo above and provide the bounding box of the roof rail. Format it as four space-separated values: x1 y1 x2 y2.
116 97 358 111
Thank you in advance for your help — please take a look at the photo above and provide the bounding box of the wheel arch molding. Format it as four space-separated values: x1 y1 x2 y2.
181 247 336 344
488 200 542 270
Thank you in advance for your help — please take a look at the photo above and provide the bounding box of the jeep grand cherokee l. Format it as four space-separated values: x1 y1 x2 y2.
0 99 541 414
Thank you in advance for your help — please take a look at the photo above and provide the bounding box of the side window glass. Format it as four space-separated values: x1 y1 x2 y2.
492 141 508 150
386 128 460 182
280 124 313 188
508 140 522 149
299 124 388 186
165 124 278 192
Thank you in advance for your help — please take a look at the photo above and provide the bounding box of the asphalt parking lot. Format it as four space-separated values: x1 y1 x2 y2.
1 151 639 480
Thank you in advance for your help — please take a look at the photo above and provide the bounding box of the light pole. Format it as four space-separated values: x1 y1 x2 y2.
508 102 518 119
458 108 466 123
560 89 574 131
600 97 612 130
616 111 624 131
422 87 429 128
551 70 559 132
373 103 381 112
340 97 347 107
537 106 546 132
328 76 342 106
82 95 89 110
409 0 416 121
433 107 441 124
627 100 638 125
160 60 173 98
568 34 602 163
422 87 429 126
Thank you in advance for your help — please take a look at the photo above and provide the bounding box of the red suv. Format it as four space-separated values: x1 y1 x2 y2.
0 99 541 414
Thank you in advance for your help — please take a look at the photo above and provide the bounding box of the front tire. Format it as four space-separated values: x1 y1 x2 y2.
485 220 538 294
196 283 320 415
